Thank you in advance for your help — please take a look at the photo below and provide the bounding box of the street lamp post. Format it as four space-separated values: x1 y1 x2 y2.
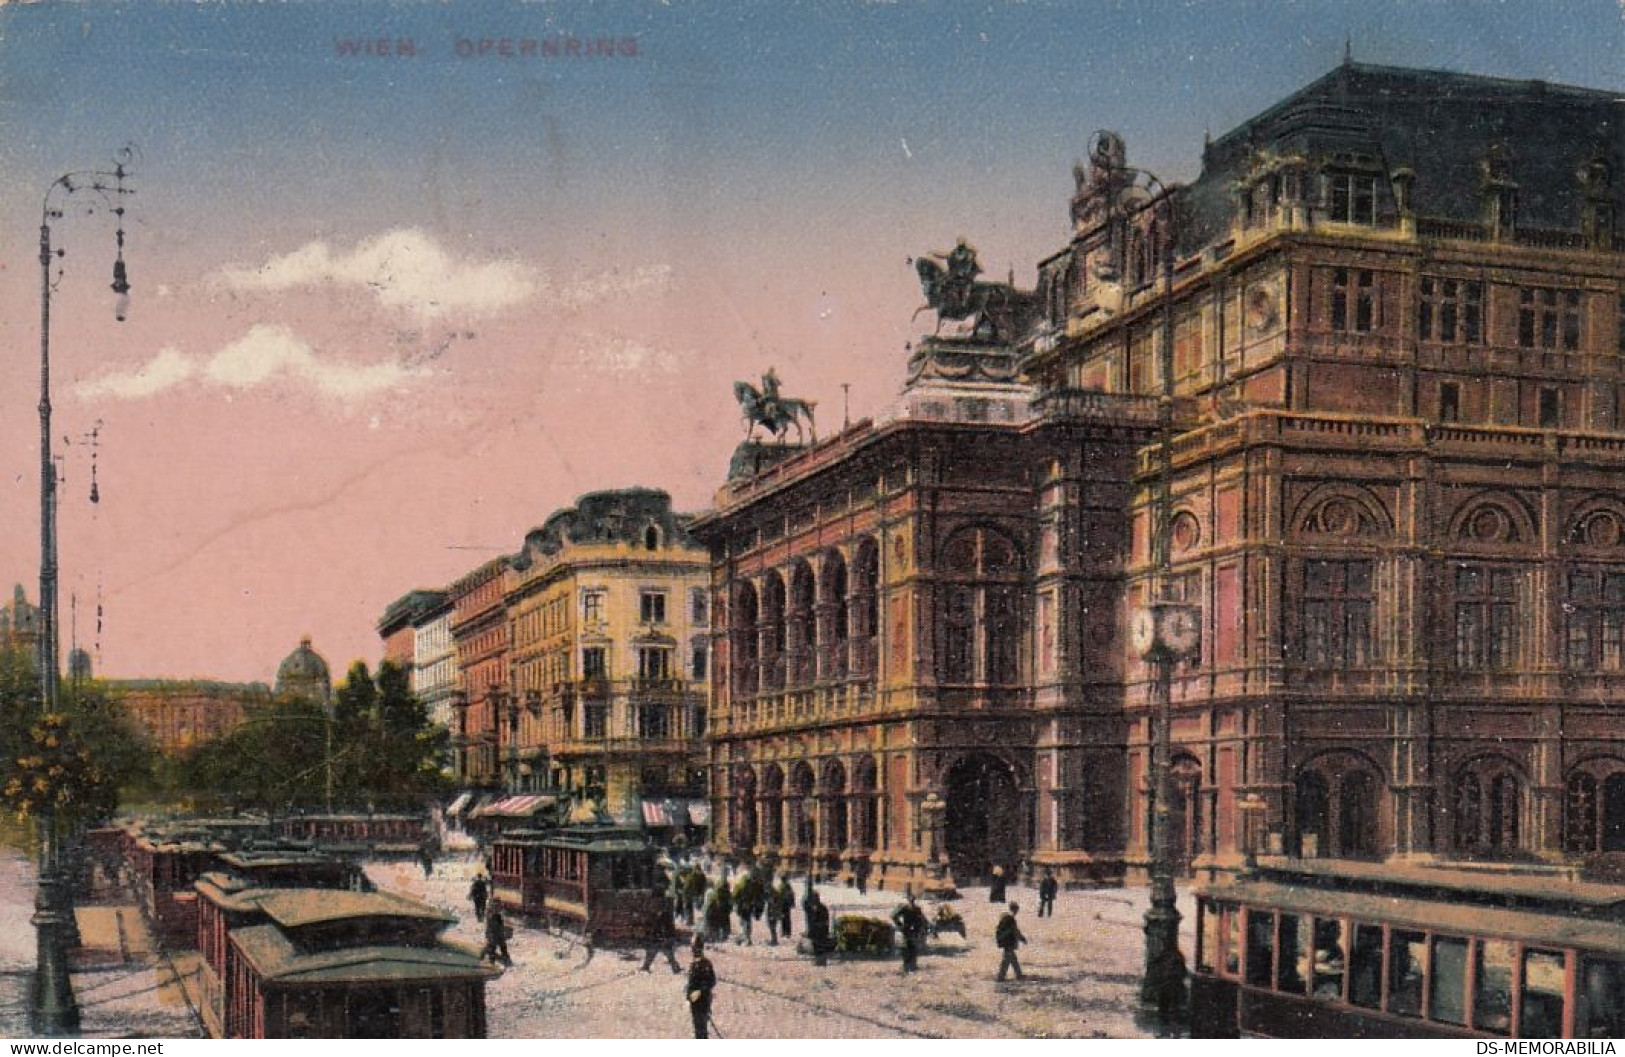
31 151 135 1037
1088 133 1191 1026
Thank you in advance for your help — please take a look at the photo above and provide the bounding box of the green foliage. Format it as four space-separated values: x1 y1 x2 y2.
168 659 447 814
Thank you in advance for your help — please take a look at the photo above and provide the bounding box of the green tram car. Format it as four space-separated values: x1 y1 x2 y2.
1192 858 1625 1039
490 825 665 944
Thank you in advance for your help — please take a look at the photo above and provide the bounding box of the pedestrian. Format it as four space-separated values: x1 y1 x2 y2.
995 902 1026 981
686 937 716 1039
890 891 928 973
803 889 832 967
989 863 1007 903
733 869 764 946
683 865 708 926
773 877 795 943
419 843 435 878
1038 870 1058 918
854 857 871 896
469 872 490 923
482 903 512 966
641 889 683 974
705 881 733 943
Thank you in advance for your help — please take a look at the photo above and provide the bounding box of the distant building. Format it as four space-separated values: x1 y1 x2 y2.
273 637 332 709
446 558 512 790
1 583 41 663
106 679 273 755
377 589 441 671
410 592 459 738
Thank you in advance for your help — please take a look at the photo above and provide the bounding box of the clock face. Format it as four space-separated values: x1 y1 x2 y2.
1164 606 1201 655
1130 609 1157 657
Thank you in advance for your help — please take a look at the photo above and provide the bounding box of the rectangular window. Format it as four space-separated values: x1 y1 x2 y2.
1474 939 1516 1035
1540 388 1561 428
1440 382 1462 422
1579 957 1625 1040
1299 560 1374 667
690 588 709 625
1565 570 1625 671
1276 914 1310 994
1388 930 1426 1018
640 591 667 624
1431 936 1470 1026
1520 288 1583 350
1222 906 1242 978
691 641 708 680
1198 903 1221 975
584 703 608 739
1456 565 1519 670
1521 948 1567 1039
1312 918 1347 1000
1349 923 1384 1009
581 589 605 625
1331 268 1375 333
1245 910 1276 988
581 647 606 680
637 647 671 681
1328 172 1378 225
1420 278 1483 344
637 703 670 739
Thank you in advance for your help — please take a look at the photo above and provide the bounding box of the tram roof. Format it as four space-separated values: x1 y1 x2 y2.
230 925 495 984
1243 856 1625 910
1200 874 1625 953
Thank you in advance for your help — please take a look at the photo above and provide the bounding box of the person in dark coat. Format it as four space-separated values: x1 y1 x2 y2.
641 889 683 974
1038 870 1058 917
891 892 929 973
469 873 490 923
995 902 1026 981
418 843 435 878
988 863 1007 903
772 877 795 943
705 882 733 942
482 904 512 966
686 937 717 1039
854 857 871 896
682 865 707 925
803 889 832 967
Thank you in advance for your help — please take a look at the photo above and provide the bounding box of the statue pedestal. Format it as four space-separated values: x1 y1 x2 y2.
728 441 806 482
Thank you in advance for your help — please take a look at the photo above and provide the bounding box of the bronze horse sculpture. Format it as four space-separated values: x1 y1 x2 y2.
911 240 1020 339
734 369 817 444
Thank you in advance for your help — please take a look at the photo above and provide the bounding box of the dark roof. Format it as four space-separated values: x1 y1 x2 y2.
1179 62 1624 250
252 889 454 930
520 487 700 558
230 925 494 984
376 589 448 636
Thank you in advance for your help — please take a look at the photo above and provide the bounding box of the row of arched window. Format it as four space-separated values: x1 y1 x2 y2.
731 541 880 695
728 757 881 854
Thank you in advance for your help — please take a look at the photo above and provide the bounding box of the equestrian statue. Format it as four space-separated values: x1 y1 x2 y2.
734 368 817 444
910 239 1025 341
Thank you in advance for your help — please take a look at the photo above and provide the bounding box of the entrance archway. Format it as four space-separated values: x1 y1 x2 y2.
944 753 1023 883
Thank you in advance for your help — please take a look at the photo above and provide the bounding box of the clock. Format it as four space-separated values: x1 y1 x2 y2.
1131 603 1202 660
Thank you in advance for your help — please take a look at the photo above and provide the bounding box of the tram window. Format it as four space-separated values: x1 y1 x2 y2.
1277 914 1310 993
1388 930 1426 1018
1430 936 1470 1026
1197 902 1217 974
1246 910 1276 987
1223 906 1242 977
1520 948 1567 1039
1579 958 1624 1039
1474 939 1515 1034
1349 923 1384 1009
1312 918 1347 999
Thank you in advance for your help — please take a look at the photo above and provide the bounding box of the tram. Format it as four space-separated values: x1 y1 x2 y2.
1191 857 1625 1039
489 826 666 944
274 813 430 857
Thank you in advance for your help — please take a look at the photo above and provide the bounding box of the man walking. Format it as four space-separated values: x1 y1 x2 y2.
1038 870 1058 918
988 863 1007 903
482 903 512 966
469 872 490 923
772 877 795 943
686 937 717 1039
995 902 1026 981
641 888 684 974
890 891 928 974
804 889 832 967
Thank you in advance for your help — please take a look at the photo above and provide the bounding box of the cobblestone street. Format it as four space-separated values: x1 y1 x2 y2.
370 856 1196 1039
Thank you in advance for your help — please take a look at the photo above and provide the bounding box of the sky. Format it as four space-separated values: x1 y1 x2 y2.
0 0 1621 684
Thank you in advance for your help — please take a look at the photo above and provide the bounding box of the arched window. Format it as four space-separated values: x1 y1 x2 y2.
732 583 759 696
1454 759 1524 858
761 764 785 847
1294 755 1382 859
823 551 849 679
852 540 880 677
938 527 1024 685
761 572 786 691
789 561 816 686
643 524 660 551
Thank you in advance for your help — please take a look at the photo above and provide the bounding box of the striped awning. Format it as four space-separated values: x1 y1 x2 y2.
641 798 709 828
473 794 557 819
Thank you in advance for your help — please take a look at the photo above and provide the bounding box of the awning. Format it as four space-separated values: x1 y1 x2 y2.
474 794 557 819
445 792 474 818
642 798 709 828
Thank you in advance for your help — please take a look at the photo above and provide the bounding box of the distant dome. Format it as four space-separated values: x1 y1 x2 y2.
275 636 332 703
67 648 93 682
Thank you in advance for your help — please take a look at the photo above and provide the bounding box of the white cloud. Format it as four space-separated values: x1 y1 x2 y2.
217 228 537 321
74 347 196 399
74 324 426 402
571 333 679 375
555 265 673 311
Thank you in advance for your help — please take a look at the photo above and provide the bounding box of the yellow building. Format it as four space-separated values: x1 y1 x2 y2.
507 489 710 824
